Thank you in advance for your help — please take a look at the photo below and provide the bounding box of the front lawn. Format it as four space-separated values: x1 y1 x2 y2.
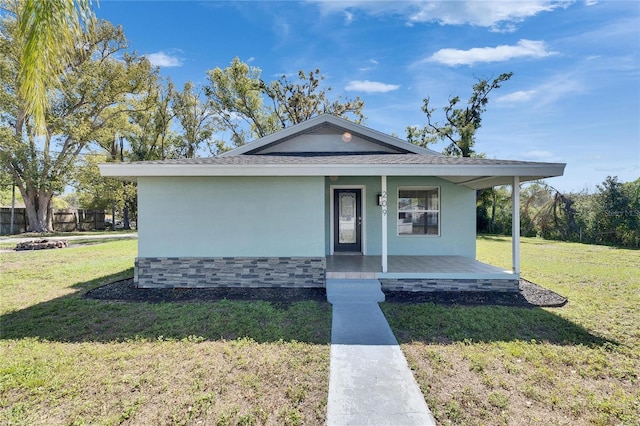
382 236 640 425
0 240 331 425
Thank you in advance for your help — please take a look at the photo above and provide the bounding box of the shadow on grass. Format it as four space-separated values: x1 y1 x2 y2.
381 303 615 347
477 234 512 242
1 272 332 345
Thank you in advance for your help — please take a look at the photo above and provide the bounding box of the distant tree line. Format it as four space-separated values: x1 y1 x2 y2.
477 177 640 247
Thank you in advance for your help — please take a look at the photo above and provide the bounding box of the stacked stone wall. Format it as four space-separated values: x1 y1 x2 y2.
135 257 326 289
380 278 519 292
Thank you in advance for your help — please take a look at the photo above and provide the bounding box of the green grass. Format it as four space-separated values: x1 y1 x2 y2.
0 230 137 249
0 240 331 425
4 236 639 424
382 236 640 425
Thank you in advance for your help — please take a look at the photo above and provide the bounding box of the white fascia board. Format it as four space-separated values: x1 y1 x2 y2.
100 162 566 180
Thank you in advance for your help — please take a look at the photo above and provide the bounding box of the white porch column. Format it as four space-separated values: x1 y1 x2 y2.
512 176 520 275
381 175 388 273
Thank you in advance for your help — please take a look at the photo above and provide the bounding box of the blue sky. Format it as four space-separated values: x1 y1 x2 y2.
96 1 639 193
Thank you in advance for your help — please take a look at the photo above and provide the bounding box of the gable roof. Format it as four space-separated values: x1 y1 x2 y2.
99 114 566 189
219 114 442 157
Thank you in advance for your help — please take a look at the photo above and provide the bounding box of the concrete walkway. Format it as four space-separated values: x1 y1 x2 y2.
326 279 436 426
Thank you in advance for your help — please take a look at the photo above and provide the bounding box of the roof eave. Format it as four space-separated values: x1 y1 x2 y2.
99 162 566 187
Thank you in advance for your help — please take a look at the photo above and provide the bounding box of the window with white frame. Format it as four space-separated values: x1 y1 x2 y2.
397 187 440 236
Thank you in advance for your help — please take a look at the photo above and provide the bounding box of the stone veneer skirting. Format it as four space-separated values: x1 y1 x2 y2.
379 278 519 293
135 257 326 289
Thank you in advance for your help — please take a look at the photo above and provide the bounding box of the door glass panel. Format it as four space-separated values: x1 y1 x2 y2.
338 193 356 244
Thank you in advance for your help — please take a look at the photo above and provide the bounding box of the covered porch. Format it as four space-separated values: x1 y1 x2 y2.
326 255 519 292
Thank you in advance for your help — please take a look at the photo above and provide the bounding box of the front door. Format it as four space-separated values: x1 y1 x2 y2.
333 189 362 253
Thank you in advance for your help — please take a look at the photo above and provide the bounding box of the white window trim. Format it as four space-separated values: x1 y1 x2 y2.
397 186 440 237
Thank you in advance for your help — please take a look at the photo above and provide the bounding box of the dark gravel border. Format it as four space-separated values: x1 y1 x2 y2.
84 278 566 307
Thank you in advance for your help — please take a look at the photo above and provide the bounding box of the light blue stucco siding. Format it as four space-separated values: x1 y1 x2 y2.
386 177 476 258
325 176 476 258
138 176 325 258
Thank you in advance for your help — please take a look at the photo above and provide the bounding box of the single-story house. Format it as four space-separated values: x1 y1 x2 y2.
100 114 565 292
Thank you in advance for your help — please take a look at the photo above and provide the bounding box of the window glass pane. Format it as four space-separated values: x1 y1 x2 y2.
426 189 439 210
397 188 439 235
425 212 439 234
399 191 425 211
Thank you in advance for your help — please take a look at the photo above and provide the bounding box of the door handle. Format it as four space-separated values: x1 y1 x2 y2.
358 216 362 225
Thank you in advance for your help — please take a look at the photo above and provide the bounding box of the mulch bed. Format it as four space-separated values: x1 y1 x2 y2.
85 278 567 308
84 278 328 304
383 279 567 307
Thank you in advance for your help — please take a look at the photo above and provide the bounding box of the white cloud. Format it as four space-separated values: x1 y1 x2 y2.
358 59 380 72
530 73 584 107
498 73 583 108
497 90 538 103
145 51 183 67
428 39 555 66
345 80 400 93
344 11 354 24
309 1 571 31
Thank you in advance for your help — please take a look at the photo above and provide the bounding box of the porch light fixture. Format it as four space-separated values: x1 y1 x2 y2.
341 132 352 142
377 193 382 206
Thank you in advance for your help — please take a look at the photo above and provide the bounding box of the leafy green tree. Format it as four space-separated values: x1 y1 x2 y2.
72 153 134 216
0 10 156 232
263 69 365 129
205 57 272 147
126 77 178 161
205 57 365 147
407 73 512 157
521 182 578 240
591 176 639 246
476 186 512 234
172 81 217 158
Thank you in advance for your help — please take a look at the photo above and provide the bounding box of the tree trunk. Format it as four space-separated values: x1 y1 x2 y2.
490 190 497 233
123 204 130 230
111 200 116 231
21 188 54 232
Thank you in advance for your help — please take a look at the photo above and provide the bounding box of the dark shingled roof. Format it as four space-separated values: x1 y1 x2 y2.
131 154 552 167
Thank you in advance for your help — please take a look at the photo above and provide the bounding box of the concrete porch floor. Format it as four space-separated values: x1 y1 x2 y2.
326 255 514 280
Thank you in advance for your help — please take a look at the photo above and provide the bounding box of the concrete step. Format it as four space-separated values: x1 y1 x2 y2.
326 279 385 304
326 271 377 279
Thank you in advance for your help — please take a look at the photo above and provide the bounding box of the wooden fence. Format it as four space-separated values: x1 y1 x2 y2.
0 208 106 235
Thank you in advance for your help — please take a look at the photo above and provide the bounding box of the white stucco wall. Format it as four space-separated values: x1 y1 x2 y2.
138 176 325 257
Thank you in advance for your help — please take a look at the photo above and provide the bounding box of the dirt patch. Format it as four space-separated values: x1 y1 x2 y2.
85 278 566 307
